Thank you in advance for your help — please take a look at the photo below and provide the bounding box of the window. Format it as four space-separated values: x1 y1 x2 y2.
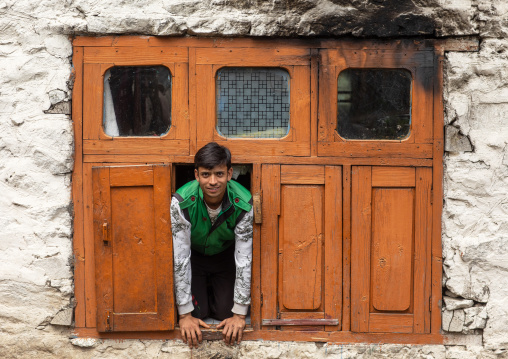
216 67 290 139
72 37 443 342
337 69 412 140
103 66 172 137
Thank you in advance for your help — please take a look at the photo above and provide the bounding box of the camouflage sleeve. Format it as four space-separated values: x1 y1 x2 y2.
232 207 253 315
170 196 194 315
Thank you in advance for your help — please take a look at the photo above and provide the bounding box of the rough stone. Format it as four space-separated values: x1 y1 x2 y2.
444 297 474 310
445 125 473 152
449 310 466 332
50 308 73 326
464 306 488 331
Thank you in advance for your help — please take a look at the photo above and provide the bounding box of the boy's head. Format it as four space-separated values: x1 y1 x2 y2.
194 142 232 170
194 142 233 207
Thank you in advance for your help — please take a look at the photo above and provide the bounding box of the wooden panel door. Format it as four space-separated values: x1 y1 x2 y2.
93 165 174 332
351 166 432 333
261 165 342 330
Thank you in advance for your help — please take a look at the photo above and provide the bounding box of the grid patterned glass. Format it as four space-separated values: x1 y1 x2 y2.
216 67 290 138
337 69 412 140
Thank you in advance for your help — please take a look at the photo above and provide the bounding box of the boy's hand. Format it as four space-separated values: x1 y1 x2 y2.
179 313 210 348
217 314 246 345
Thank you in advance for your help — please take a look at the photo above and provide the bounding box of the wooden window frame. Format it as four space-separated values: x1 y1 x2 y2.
72 37 447 344
82 46 190 155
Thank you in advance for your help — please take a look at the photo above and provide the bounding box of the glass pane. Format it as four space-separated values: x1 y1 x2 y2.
337 69 412 140
103 66 171 137
216 68 290 138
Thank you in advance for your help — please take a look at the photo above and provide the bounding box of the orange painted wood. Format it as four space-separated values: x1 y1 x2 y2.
280 165 325 184
152 165 175 330
250 163 262 331
84 47 188 64
414 167 432 333
195 65 214 142
317 59 336 143
369 313 413 334
72 46 86 328
371 167 416 187
109 166 154 186
310 49 319 156
83 140 189 155
318 143 433 158
173 61 190 140
291 65 312 146
371 188 414 312
93 165 174 332
260 164 280 329
342 165 352 331
280 185 323 310
73 326 446 344
432 50 445 334
414 67 434 144
83 64 103 140
93 166 112 332
323 49 434 68
324 166 342 331
83 163 98 327
199 141 312 157
263 319 338 326
280 312 325 320
111 186 157 313
195 47 310 66
351 166 371 332
84 154 433 167
188 47 197 154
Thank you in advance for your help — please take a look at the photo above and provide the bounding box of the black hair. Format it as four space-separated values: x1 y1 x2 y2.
194 142 232 170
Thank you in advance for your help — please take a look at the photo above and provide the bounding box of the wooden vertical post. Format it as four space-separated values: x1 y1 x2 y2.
72 45 86 328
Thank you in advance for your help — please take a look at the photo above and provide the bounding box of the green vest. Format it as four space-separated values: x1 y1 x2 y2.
173 180 252 256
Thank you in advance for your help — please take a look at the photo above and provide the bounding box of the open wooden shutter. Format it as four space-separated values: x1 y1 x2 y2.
93 165 174 332
261 165 342 330
351 166 432 333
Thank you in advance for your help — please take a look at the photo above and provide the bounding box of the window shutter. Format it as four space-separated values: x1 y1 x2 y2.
93 165 174 332
351 166 432 333
261 165 342 330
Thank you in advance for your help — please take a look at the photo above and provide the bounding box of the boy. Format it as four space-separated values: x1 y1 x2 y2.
171 142 253 347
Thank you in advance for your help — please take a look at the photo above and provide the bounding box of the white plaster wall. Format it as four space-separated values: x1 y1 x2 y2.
1 0 508 357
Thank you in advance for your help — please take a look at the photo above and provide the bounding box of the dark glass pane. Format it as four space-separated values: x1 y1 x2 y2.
337 69 412 140
103 66 171 137
216 67 290 138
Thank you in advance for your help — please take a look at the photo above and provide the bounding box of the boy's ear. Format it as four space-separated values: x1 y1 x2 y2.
227 167 233 181
194 168 199 181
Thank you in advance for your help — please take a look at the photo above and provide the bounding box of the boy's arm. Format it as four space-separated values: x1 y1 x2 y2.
232 207 254 315
170 196 194 315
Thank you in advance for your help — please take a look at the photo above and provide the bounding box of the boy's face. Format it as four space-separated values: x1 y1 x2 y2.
194 164 233 206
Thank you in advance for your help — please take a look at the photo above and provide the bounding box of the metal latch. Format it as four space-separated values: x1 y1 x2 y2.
253 193 262 224
102 222 110 246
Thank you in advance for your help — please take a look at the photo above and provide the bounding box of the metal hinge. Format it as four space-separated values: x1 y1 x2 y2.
106 310 111 331
260 293 263 307
430 190 433 205
429 297 432 312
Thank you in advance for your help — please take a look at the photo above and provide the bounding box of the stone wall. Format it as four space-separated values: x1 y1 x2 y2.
1 0 507 357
